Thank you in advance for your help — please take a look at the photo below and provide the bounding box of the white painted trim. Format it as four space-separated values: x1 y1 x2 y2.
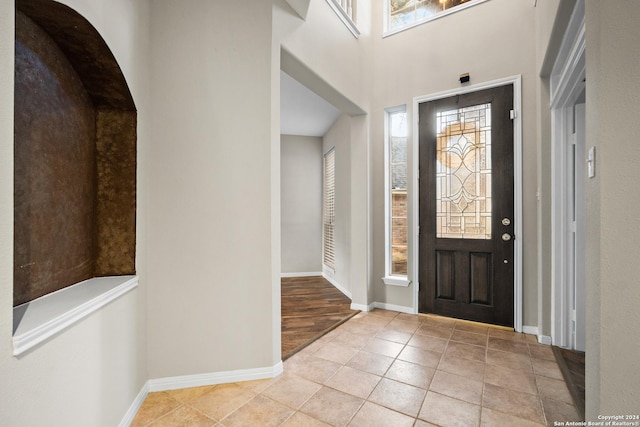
324 0 360 38
549 0 586 349
383 0 490 38
118 382 149 427
382 276 411 287
322 272 352 299
373 302 414 315
148 362 284 393
351 302 375 312
281 272 322 278
12 275 138 356
412 76 524 331
523 325 553 345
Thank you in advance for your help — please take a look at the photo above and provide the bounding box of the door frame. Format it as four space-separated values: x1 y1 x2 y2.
549 0 585 349
412 75 523 332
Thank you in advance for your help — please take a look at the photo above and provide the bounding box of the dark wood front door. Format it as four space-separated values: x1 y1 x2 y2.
418 85 514 327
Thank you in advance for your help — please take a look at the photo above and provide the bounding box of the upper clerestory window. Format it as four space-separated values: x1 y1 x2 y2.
326 0 360 38
385 0 489 36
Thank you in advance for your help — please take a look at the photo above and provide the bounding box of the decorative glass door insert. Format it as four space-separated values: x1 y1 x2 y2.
435 103 492 239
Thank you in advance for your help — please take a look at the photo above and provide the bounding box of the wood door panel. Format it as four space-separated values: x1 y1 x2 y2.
470 252 493 306
419 84 514 327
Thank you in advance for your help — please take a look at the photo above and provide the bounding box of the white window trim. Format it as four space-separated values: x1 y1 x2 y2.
12 275 138 356
412 75 523 330
383 106 411 287
325 0 360 38
384 0 490 38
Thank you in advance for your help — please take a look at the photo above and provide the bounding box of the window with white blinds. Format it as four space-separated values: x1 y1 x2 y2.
323 149 336 270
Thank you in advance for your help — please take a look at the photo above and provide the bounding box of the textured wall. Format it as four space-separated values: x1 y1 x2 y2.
13 11 97 306
13 5 136 306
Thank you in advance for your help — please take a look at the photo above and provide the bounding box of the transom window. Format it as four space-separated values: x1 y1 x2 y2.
386 0 489 35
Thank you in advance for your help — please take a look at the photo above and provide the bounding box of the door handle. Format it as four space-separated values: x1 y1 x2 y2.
502 233 512 242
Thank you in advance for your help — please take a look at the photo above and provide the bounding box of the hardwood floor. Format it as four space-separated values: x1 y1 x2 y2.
554 347 586 419
281 276 358 360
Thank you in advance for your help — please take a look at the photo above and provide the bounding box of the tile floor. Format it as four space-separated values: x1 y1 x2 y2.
131 310 583 426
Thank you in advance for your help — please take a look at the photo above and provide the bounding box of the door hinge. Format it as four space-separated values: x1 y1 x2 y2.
510 109 517 120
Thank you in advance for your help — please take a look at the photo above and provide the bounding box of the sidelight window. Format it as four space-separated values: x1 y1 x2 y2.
323 149 336 271
384 107 409 283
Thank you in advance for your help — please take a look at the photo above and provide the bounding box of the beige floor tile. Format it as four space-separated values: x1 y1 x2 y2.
422 316 457 329
325 366 381 399
444 341 487 363
369 309 400 319
525 333 540 344
300 387 364 427
536 375 574 404
385 359 435 389
396 313 424 324
346 350 394 376
235 377 279 394
131 392 181 427
368 378 427 417
408 334 449 352
281 411 331 427
348 401 415 427
532 357 564 380
541 397 582 424
332 331 373 349
482 383 545 424
453 322 489 335
488 337 530 355
262 374 322 409
164 386 214 404
480 407 545 427
376 328 413 344
484 364 538 395
314 342 360 364
437 355 485 382
386 319 420 334
353 313 392 328
149 405 216 427
362 338 405 358
488 328 528 341
418 391 480 427
397 345 442 368
221 395 293 427
428 370 483 405
413 420 439 427
528 344 556 361
415 324 454 340
285 354 342 383
486 348 534 372
188 383 255 421
450 330 488 347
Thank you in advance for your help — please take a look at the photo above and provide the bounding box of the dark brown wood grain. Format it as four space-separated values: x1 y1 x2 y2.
281 276 358 360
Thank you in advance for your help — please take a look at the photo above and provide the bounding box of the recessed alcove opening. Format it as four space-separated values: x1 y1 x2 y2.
13 0 136 353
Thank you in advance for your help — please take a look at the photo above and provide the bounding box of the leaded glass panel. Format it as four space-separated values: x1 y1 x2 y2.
435 103 492 239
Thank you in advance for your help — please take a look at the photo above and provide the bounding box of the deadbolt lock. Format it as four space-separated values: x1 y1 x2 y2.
502 233 512 242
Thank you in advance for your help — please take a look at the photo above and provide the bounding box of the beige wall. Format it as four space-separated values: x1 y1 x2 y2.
585 0 640 417
369 0 539 321
0 0 150 425
147 0 277 377
281 135 323 274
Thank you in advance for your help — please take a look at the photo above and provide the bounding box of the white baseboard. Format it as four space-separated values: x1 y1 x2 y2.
119 382 150 427
351 302 374 312
373 302 415 314
280 272 322 278
322 273 353 299
523 325 552 345
148 362 284 392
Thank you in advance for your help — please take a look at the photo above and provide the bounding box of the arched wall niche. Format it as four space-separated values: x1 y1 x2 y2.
14 0 137 306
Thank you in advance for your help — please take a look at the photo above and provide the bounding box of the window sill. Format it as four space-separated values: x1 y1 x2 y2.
12 275 138 357
382 276 411 287
325 0 360 38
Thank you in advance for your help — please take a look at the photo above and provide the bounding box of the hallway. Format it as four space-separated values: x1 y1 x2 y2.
131 309 581 426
